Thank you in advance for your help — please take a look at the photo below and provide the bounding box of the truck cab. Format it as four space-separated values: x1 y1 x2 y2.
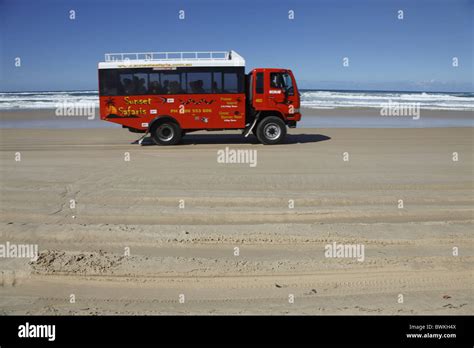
246 68 301 144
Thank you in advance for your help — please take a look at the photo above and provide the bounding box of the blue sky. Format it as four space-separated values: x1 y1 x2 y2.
0 0 472 92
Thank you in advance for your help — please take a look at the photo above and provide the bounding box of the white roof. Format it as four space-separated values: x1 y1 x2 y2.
98 50 245 69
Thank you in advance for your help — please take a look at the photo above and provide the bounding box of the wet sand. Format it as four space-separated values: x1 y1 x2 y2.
0 122 472 314
1 108 472 128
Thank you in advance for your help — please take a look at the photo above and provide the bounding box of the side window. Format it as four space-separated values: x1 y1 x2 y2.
269 72 293 95
187 72 212 93
270 73 285 89
161 72 185 94
223 72 238 93
212 72 222 93
248 74 253 101
149 73 163 94
99 70 118 96
119 73 134 95
255 72 264 94
133 73 148 94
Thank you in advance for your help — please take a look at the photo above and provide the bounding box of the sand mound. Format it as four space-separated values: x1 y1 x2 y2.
31 250 125 275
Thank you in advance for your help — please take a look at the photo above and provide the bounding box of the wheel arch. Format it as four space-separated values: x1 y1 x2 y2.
148 115 181 133
257 110 285 121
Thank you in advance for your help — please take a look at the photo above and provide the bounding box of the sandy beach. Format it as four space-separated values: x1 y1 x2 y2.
0 110 472 314
1 107 473 128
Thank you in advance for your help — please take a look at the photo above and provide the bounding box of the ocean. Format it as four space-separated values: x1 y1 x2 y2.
0 90 99 110
299 89 474 111
0 89 473 111
0 90 472 128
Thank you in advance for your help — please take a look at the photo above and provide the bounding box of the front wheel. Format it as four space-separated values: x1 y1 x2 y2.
255 116 287 145
151 122 182 145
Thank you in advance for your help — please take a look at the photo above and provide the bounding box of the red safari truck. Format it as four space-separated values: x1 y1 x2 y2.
98 50 301 145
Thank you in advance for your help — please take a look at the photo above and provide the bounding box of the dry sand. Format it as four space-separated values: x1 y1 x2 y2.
0 123 472 314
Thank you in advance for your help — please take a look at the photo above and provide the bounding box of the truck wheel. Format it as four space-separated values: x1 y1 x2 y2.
256 116 286 145
151 122 182 145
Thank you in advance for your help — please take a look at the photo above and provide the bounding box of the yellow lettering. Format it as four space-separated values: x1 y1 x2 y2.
124 97 152 105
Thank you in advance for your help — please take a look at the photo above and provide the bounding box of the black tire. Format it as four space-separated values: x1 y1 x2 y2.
255 116 287 145
151 121 182 145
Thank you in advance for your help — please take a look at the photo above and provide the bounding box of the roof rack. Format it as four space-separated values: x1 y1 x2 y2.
104 51 231 62
99 50 245 69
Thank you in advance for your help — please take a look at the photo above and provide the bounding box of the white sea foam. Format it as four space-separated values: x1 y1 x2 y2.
0 91 99 110
0 90 472 111
300 90 474 111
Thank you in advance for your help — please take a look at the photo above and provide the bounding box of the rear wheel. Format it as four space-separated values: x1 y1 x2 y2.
151 121 182 145
256 116 286 145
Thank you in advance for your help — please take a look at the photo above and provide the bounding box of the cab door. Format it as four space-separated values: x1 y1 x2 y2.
267 69 299 116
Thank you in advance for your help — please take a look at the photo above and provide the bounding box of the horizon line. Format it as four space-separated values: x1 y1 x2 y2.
1 88 473 94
